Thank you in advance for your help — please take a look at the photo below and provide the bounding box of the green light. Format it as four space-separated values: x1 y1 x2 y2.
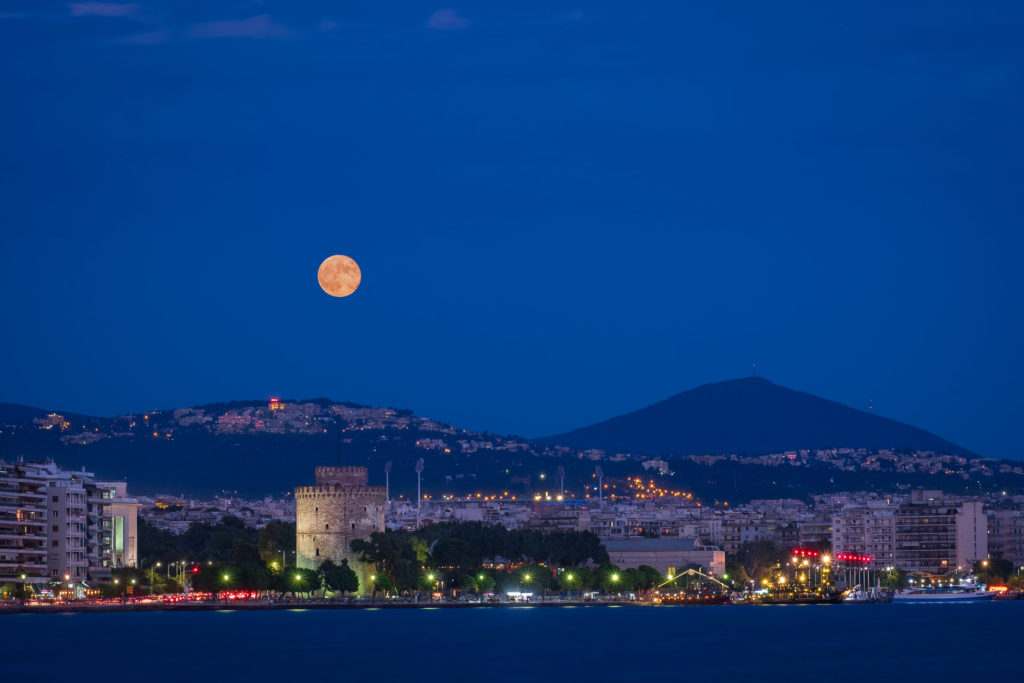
611 573 619 582
295 573 302 581
223 574 230 581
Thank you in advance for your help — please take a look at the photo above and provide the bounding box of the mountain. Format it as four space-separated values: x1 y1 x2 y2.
1 385 1011 502
538 377 974 457
0 402 52 423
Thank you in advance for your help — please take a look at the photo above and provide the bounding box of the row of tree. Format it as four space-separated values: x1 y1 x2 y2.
105 558 358 598
348 522 611 594
139 516 296 566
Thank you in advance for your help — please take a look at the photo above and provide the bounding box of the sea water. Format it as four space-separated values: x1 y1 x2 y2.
2 603 1021 682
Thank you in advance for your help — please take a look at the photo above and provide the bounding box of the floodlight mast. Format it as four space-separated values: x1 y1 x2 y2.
415 458 424 529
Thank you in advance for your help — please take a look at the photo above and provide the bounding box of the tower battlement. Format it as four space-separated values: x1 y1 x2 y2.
314 466 368 487
294 484 386 498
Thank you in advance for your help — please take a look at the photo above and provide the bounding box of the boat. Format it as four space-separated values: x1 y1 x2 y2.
893 578 996 602
992 590 1023 601
658 592 730 605
759 592 845 605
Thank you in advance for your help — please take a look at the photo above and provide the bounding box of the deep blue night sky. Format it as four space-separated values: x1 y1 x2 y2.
1 2 1021 458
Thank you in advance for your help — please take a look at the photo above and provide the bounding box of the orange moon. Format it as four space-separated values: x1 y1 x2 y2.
317 255 361 297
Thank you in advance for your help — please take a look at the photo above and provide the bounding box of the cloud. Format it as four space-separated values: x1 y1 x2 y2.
69 2 138 17
426 9 470 31
120 29 171 45
187 14 293 39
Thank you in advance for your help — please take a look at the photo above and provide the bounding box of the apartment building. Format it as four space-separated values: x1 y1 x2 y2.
1 459 138 597
893 491 987 574
832 502 897 568
0 460 49 588
987 509 1024 568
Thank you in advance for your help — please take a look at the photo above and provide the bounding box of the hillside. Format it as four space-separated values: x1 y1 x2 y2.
0 383 1016 501
539 377 974 457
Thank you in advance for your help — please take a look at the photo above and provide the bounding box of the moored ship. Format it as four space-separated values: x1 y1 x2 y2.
893 579 995 602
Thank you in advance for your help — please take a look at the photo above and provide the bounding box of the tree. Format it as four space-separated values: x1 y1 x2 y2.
291 567 322 596
518 564 553 594
430 537 478 573
351 531 428 593
558 568 590 593
597 564 627 593
258 520 296 565
736 541 781 583
974 558 1014 584
881 568 908 591
321 559 359 596
725 555 752 586
230 539 262 567
634 565 662 592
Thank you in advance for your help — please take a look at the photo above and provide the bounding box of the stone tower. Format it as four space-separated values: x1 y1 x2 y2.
295 466 386 595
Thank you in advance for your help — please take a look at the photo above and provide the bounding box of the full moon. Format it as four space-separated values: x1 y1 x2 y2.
317 255 361 297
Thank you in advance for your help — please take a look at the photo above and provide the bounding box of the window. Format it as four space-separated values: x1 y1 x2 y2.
325 524 329 530
315 548 320 557
51 540 58 547
52 496 58 502
52 525 58 532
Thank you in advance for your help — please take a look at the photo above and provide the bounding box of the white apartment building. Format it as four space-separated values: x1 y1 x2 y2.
831 502 897 568
0 460 49 587
0 459 138 597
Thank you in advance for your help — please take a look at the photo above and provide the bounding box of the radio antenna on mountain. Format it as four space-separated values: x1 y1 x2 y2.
752 363 757 377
